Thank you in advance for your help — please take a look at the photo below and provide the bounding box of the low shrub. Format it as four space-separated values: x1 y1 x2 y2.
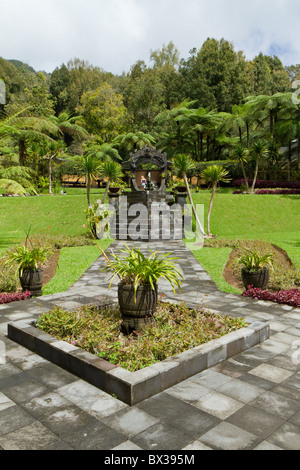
243 287 300 308
232 179 300 189
0 291 31 304
255 189 300 195
0 265 18 293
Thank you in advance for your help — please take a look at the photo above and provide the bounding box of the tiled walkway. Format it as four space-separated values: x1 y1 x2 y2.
0 240 300 450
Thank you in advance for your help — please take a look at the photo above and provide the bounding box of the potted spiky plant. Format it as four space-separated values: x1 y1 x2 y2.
236 249 274 290
1 244 52 297
100 244 183 335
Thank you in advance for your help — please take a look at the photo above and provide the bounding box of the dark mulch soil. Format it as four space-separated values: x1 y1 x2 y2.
43 250 60 286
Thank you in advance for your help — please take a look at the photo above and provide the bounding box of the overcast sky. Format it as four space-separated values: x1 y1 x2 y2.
0 0 299 75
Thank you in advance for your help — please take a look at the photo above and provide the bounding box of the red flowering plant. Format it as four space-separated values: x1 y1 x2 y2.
243 287 300 308
0 291 31 305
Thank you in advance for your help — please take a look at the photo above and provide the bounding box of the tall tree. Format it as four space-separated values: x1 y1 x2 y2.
172 154 206 237
113 131 155 159
250 140 269 192
123 68 166 131
72 154 103 206
201 165 231 237
78 83 130 142
230 143 250 190
150 42 180 69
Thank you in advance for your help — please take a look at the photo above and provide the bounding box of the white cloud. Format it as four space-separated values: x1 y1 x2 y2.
0 0 300 74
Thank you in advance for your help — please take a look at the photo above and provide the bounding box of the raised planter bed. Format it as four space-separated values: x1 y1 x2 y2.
7 307 269 406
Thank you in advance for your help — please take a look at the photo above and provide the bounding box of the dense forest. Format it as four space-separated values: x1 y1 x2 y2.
1 38 300 194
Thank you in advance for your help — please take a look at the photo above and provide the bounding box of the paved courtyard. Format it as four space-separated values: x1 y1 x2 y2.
0 240 300 450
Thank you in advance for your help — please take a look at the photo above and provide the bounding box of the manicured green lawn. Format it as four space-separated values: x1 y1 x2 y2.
42 241 112 295
0 188 105 255
189 191 300 293
0 188 109 295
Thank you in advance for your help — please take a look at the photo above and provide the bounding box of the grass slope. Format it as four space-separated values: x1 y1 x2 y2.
189 191 300 293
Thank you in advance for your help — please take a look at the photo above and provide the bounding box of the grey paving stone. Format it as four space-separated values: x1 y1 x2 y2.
199 421 260 450
249 363 294 383
193 390 244 420
0 372 51 405
267 422 300 450
102 407 159 438
165 379 211 403
131 422 192 451
250 390 300 420
22 392 72 419
226 404 284 438
217 378 265 404
0 405 35 437
0 421 58 450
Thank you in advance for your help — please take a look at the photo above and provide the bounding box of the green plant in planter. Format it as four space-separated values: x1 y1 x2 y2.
236 249 274 272
1 244 52 296
110 179 128 189
100 244 183 334
1 244 51 275
84 201 114 239
103 244 183 295
235 248 274 290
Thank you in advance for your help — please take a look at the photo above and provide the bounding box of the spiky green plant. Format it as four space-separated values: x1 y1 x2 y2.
235 248 274 272
101 244 183 299
99 160 124 204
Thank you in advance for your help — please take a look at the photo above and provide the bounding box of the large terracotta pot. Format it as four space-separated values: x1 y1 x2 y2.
19 268 44 297
241 267 269 290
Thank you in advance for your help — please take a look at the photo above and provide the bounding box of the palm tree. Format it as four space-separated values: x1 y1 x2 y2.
244 93 291 139
100 161 124 204
0 166 37 196
5 110 60 165
49 112 89 144
72 154 103 206
220 103 254 148
83 142 121 162
172 154 206 237
175 107 231 161
113 131 156 153
154 100 197 156
250 140 269 192
201 165 231 237
276 97 300 174
230 143 250 190
38 140 66 195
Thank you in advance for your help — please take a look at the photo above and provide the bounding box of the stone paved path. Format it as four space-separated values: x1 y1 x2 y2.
0 240 300 450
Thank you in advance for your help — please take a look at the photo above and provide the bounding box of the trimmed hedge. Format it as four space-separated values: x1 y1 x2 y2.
233 189 300 195
233 179 300 189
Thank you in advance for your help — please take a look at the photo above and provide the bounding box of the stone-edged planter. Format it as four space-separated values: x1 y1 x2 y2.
19 268 44 297
241 267 269 290
7 315 269 406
